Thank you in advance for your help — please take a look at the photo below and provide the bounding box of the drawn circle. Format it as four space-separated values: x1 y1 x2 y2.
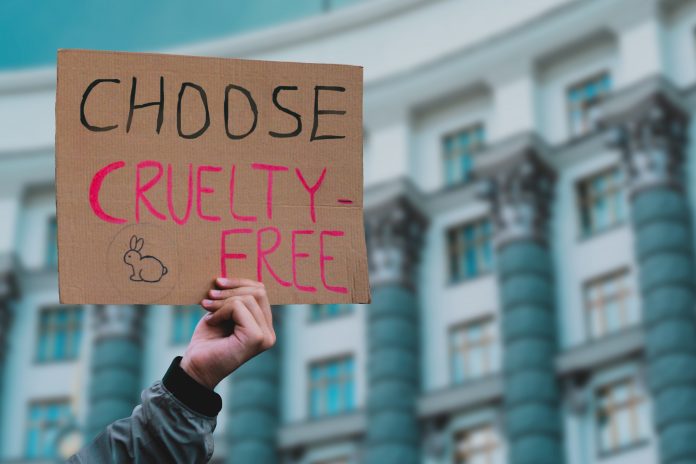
106 223 178 304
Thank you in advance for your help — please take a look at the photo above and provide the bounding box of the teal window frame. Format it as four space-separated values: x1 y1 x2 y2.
447 218 494 283
46 215 58 269
567 72 612 137
308 356 355 418
24 399 72 459
309 304 353 322
36 306 83 363
442 124 485 187
577 166 626 237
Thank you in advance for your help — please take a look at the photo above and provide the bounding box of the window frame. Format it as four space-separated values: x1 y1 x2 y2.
594 376 649 457
307 354 356 419
448 316 499 385
446 217 494 284
441 123 486 187
24 397 73 459
566 71 612 138
452 422 500 464
575 165 626 238
34 305 84 364
46 215 58 269
583 268 638 340
308 303 354 323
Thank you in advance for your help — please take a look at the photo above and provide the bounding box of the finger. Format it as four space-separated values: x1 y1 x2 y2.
209 287 272 330
205 298 252 329
207 299 266 349
215 277 264 289
239 294 273 342
208 286 259 300
200 298 225 312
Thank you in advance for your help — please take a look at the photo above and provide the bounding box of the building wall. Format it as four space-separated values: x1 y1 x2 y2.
2 0 696 463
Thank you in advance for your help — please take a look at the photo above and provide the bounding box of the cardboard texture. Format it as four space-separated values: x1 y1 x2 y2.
55 49 370 305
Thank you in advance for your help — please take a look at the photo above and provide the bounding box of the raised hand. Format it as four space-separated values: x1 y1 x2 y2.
180 277 275 390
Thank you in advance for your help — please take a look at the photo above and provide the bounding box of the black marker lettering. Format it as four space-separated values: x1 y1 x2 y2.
80 78 120 132
177 82 210 139
127 76 165 134
224 84 258 140
310 85 346 141
269 85 302 138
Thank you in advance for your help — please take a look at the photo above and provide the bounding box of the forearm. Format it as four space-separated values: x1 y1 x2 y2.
69 357 222 464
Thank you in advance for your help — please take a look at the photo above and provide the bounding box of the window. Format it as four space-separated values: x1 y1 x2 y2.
171 306 203 345
450 319 499 384
314 458 349 464
25 400 73 459
447 218 493 282
567 72 611 137
453 424 500 464
46 215 58 268
443 124 485 186
309 356 354 418
36 306 83 362
585 270 638 339
596 378 649 454
309 304 353 322
577 167 626 236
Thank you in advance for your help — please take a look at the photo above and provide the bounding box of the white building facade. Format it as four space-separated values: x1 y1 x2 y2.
3 0 696 463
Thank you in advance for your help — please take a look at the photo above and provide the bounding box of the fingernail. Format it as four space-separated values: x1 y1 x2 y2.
217 277 230 285
202 299 213 306
210 289 221 297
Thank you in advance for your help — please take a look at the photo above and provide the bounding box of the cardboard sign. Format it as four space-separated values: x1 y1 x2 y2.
55 50 370 305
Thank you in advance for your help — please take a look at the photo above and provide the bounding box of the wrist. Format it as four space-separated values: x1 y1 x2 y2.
163 357 222 417
180 355 218 390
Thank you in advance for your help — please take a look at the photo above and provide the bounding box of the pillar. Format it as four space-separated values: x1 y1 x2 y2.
604 78 696 463
226 307 282 464
0 253 16 455
86 305 145 440
364 190 427 464
477 135 564 464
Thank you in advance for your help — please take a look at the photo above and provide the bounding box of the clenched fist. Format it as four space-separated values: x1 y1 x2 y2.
180 277 276 390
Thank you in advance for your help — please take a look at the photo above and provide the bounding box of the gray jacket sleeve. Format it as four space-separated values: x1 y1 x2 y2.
68 357 222 464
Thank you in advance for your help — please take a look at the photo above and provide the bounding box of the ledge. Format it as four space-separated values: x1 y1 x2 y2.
278 411 366 450
418 374 503 419
364 176 429 218
556 326 644 376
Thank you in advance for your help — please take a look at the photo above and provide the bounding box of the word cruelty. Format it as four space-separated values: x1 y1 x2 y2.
55 50 370 305
89 159 348 294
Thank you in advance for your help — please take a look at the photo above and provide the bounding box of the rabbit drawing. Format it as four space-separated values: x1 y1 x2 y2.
123 235 168 283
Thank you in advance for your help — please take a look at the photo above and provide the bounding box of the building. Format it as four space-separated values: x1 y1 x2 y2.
2 0 696 462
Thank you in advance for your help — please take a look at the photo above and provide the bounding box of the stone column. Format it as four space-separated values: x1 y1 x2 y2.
477 135 564 464
603 78 696 464
86 305 145 440
227 307 282 464
0 253 17 453
364 186 427 464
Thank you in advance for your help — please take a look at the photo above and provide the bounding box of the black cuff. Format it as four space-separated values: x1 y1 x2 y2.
163 356 222 417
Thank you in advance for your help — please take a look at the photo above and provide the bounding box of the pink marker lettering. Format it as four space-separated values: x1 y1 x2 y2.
89 161 127 224
136 160 166 222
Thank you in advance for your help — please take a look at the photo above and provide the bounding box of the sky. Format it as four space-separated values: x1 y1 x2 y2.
0 0 359 71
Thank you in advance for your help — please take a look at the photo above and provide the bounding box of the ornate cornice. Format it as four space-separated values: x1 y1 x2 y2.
602 75 689 197
475 133 556 248
92 305 145 343
364 178 428 289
